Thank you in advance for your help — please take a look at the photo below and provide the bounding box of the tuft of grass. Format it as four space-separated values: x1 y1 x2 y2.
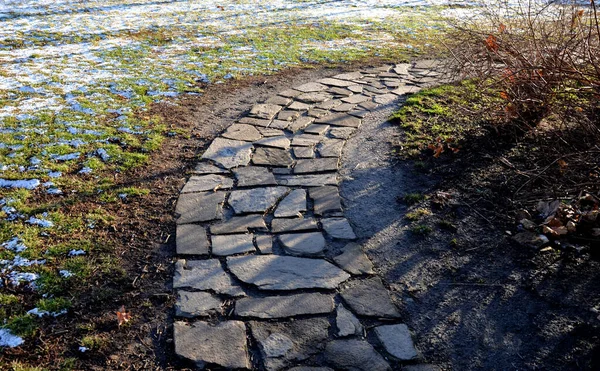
403 193 426 205
406 207 432 221
411 225 433 236
80 335 109 351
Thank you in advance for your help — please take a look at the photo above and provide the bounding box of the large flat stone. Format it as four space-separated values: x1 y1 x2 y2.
173 259 245 296
288 116 315 133
266 95 293 106
315 113 361 128
279 232 326 256
295 82 328 92
239 117 272 127
291 134 322 147
373 93 398 105
328 87 353 96
235 293 334 318
304 124 330 135
251 318 330 371
250 104 282 120
271 218 318 233
275 174 338 187
252 147 294 167
317 139 345 158
191 162 229 175
308 186 343 215
181 174 233 193
255 235 273 254
333 71 363 80
234 166 277 187
293 147 315 159
340 94 370 104
222 124 262 142
340 277 400 318
175 192 225 224
374 324 418 360
278 110 300 121
324 339 390 371
335 304 363 337
288 101 312 111
297 92 333 104
274 189 307 217
210 214 267 234
211 234 256 256
278 89 302 98
201 138 253 169
293 158 338 174
259 127 285 137
228 187 289 214
329 127 355 140
175 291 222 318
174 321 250 369
318 78 355 87
254 136 291 149
227 255 350 290
333 242 375 275
176 224 209 255
322 218 356 240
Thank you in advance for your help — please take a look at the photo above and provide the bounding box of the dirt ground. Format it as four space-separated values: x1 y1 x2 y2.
341 98 600 370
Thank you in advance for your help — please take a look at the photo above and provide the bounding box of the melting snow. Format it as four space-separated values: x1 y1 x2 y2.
0 328 24 348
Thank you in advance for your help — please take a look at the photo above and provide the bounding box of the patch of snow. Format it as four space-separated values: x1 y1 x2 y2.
0 328 24 348
68 249 86 256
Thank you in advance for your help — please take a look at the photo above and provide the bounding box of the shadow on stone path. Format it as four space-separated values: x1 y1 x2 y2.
172 61 448 370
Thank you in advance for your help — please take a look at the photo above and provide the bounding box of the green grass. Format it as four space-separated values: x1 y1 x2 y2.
411 225 433 236
406 207 432 221
403 193 426 205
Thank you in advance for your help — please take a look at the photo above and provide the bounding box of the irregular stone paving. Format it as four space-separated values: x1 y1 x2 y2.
172 61 447 370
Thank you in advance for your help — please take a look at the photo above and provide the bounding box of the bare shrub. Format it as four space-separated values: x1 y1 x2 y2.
446 0 600 133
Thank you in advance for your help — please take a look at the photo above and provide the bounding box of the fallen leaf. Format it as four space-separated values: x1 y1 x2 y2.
116 305 131 327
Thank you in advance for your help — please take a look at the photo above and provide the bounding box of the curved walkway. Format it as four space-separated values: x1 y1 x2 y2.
172 61 443 370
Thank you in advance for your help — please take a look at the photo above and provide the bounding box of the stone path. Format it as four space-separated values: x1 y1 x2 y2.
172 61 446 370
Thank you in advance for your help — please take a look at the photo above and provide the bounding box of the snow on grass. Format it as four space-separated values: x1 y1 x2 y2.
0 328 24 348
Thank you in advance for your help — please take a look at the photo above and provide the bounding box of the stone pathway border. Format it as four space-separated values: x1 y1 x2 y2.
172 60 447 370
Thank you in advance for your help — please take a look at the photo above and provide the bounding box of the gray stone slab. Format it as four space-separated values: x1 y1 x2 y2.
212 234 256 256
279 232 326 256
309 186 342 215
258 127 285 137
254 136 290 149
210 214 267 235
307 108 331 118
336 304 363 337
331 103 356 112
235 293 334 318
374 324 418 360
373 93 398 105
322 218 356 239
341 94 370 104
383 79 403 88
173 259 245 296
234 166 277 187
347 84 364 93
175 291 222 318
364 85 388 93
288 101 312 111
253 147 294 167
250 104 282 120
358 100 378 111
271 218 319 233
348 110 369 119
340 277 400 318
176 192 225 224
269 119 289 130
295 82 328 92
316 99 342 110
239 116 272 127
329 127 356 140
279 89 302 98
333 242 375 275
174 320 250 369
222 123 262 142
201 138 253 169
274 189 307 217
294 158 339 174
297 92 333 104
255 235 273 254
394 63 411 75
391 85 422 96
176 224 209 255
324 339 390 371
181 174 233 193
278 109 301 121
288 116 315 132
315 113 361 128
304 123 329 135
228 187 289 214
317 139 345 158
227 255 350 290
191 162 229 175
327 87 353 96
251 318 330 371
294 146 315 159
333 71 363 81
319 77 355 87
276 174 337 187
266 95 293 106
292 134 322 147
